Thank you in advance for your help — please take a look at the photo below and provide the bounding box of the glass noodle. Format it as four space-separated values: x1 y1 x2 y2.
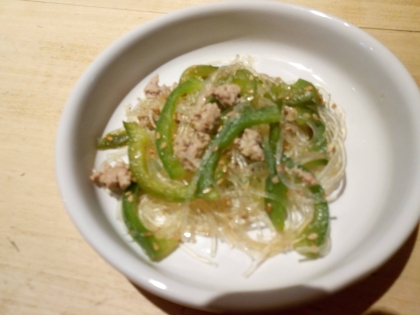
92 56 346 277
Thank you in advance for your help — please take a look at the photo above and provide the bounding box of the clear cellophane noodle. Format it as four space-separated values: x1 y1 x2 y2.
117 57 346 276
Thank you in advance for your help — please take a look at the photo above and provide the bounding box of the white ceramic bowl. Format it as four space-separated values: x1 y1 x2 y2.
56 1 420 311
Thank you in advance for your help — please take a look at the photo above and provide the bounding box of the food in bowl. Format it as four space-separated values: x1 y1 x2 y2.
90 57 346 275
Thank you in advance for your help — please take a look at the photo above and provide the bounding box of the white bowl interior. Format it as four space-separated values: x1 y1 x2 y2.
56 2 420 311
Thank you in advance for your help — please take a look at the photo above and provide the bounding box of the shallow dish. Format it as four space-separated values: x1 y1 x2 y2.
56 1 420 311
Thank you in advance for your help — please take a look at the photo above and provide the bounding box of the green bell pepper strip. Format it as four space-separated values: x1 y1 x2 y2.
302 158 329 169
263 123 288 231
282 156 329 258
271 79 322 107
97 128 128 150
230 69 257 101
294 184 329 258
196 105 281 200
122 183 178 261
124 122 193 202
155 78 203 179
291 79 323 105
295 107 327 152
179 65 218 83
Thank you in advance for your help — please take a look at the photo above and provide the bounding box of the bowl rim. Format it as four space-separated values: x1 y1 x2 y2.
56 0 420 311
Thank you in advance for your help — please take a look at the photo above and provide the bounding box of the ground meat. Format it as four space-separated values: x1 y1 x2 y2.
173 127 211 171
283 105 297 122
291 167 317 185
90 162 132 194
144 74 172 98
136 75 176 129
191 103 221 132
211 84 241 106
234 128 264 161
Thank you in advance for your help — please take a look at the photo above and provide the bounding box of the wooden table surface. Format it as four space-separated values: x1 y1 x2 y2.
1 0 420 314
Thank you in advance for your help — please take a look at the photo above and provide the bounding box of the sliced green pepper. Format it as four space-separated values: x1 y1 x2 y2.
295 107 327 152
124 122 193 202
282 156 330 258
122 183 178 261
263 123 288 231
179 65 218 83
290 79 323 106
230 69 257 101
302 158 329 169
97 128 128 150
155 78 203 179
271 79 322 107
294 184 329 258
196 104 281 200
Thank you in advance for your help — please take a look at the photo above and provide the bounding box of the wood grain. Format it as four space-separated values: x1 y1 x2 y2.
1 0 419 314
19 0 420 31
